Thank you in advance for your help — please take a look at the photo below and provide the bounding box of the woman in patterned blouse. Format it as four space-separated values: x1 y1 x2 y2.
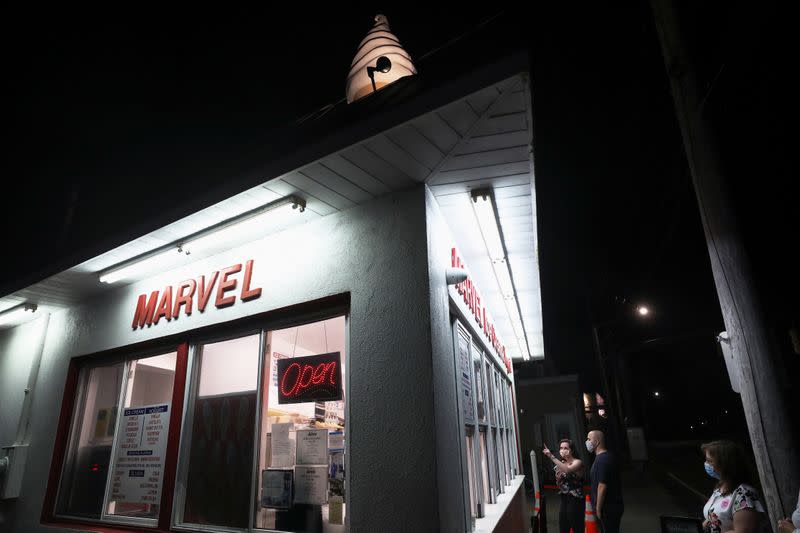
544 438 586 533
701 440 764 533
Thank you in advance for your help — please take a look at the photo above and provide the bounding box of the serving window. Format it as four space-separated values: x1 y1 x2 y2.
174 334 260 530
453 317 519 531
46 309 347 533
54 350 180 528
253 317 346 532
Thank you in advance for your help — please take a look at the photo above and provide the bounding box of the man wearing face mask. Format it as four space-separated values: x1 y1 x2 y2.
586 430 624 533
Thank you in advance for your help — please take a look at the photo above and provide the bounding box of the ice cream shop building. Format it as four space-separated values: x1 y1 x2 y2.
0 15 544 533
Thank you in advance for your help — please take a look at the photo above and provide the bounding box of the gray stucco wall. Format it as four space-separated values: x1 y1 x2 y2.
425 188 470 532
1 186 443 532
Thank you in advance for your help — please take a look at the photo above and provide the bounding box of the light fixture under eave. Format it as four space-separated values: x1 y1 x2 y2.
471 188 532 361
0 303 38 327
99 195 307 284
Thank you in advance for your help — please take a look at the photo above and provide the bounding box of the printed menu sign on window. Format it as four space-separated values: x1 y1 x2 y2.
277 352 342 404
107 403 170 505
458 333 475 424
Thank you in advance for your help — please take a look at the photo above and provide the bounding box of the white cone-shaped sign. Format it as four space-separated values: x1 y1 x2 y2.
346 14 417 103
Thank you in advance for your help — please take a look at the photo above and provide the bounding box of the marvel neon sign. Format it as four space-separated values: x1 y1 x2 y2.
277 352 342 404
451 248 512 373
131 259 261 329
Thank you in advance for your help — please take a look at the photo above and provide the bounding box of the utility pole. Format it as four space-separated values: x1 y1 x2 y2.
650 1 800 525
591 324 627 458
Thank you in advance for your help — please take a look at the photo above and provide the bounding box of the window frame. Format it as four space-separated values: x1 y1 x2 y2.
452 314 519 531
249 313 349 533
54 359 126 525
43 342 190 531
170 327 264 533
42 297 349 533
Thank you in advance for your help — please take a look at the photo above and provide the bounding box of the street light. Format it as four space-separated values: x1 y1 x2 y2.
637 305 650 316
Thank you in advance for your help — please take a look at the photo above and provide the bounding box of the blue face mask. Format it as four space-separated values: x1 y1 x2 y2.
704 462 721 480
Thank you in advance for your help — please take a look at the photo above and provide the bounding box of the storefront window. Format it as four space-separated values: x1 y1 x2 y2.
478 429 491 505
103 352 176 523
176 334 260 529
55 350 179 525
485 362 495 426
474 355 486 423
56 362 125 519
465 430 477 519
254 316 346 532
49 308 349 532
494 371 509 488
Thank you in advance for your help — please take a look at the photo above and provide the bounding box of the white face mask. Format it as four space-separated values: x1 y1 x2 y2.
586 439 595 453
559 449 569 458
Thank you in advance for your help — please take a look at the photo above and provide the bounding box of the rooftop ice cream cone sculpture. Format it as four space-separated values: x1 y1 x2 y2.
346 14 417 103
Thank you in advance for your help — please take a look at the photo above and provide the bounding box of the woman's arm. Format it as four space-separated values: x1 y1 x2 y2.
726 508 758 533
559 459 584 474
543 448 583 474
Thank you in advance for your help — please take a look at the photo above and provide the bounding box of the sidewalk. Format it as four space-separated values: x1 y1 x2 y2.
540 466 700 532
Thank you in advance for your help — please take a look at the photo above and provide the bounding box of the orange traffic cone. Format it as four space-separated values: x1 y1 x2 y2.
532 490 548 533
584 494 599 533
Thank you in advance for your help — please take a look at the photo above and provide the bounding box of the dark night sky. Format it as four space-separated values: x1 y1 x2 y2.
7 3 790 440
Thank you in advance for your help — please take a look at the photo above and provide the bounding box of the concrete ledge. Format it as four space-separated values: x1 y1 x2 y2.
475 475 526 533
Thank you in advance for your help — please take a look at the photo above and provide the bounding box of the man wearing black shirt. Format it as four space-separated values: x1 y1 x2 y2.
586 430 624 533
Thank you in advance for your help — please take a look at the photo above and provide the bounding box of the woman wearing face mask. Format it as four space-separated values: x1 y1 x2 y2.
701 440 764 533
544 438 586 533
776 488 800 533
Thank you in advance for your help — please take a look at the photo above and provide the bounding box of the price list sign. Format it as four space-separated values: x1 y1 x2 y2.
108 404 170 506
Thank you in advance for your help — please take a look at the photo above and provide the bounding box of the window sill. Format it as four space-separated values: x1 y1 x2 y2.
474 475 526 533
43 518 166 533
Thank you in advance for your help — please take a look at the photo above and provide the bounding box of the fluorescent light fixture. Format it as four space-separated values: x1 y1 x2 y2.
99 195 307 284
471 192 505 261
471 188 531 361
0 303 38 327
493 259 514 297
99 247 187 284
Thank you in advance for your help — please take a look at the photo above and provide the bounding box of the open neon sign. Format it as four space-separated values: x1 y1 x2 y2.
277 352 342 404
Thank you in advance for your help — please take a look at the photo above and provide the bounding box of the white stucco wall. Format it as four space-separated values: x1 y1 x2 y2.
426 188 471 532
2 186 448 533
0 315 49 448
425 187 525 532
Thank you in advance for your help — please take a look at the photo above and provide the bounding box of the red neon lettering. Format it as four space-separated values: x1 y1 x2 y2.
280 362 302 396
215 264 241 308
311 363 327 384
173 279 197 318
240 259 262 301
451 247 512 367
298 364 314 390
153 286 173 324
132 291 159 329
280 362 338 398
197 271 219 312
